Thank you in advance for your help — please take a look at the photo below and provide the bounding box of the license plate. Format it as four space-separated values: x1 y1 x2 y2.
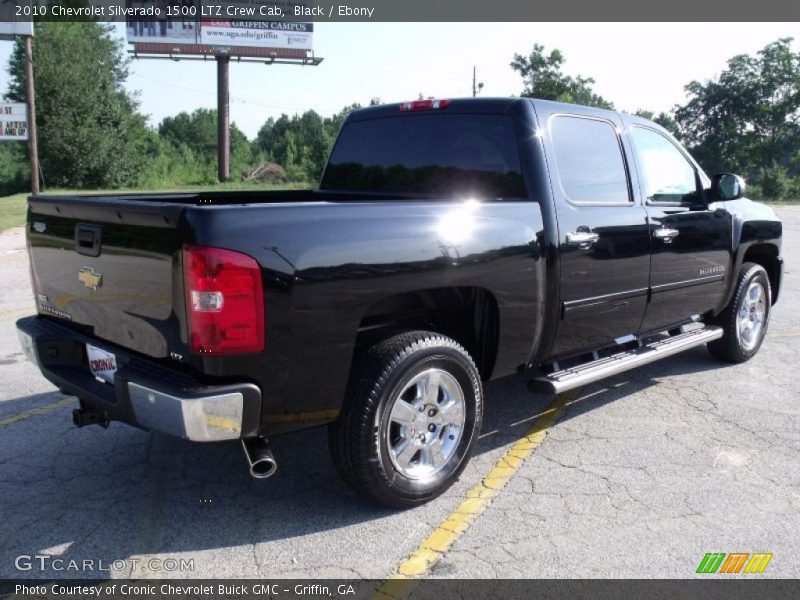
86 344 117 384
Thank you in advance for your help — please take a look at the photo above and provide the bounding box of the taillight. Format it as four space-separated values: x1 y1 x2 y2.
399 99 452 112
182 245 265 355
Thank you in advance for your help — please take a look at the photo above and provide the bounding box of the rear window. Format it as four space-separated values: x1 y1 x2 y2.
321 114 527 198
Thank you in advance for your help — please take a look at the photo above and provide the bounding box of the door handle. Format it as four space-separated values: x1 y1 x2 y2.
74 223 102 257
653 227 680 243
566 231 600 247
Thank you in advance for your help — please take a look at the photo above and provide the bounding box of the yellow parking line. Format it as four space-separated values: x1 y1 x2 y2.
0 307 35 319
767 331 800 339
374 389 578 598
0 397 75 427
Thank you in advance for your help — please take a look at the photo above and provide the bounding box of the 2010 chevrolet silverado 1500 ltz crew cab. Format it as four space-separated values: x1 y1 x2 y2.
17 98 783 507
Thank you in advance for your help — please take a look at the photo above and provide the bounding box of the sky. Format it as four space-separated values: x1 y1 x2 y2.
0 22 796 139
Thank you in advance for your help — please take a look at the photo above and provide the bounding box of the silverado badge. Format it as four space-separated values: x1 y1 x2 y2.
78 266 102 290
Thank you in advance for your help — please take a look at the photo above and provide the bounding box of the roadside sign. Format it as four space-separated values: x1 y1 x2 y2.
0 103 29 141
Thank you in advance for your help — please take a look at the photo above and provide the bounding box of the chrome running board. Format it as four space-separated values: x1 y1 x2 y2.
528 326 724 395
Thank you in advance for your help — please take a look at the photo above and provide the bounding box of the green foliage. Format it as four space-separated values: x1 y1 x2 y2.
511 44 613 109
632 109 655 120
0 143 28 196
158 108 253 182
632 110 682 139
653 113 681 139
673 38 800 193
254 104 362 183
633 108 680 139
5 22 150 188
137 132 217 187
759 163 792 200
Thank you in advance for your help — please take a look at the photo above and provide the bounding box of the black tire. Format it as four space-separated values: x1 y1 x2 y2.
329 331 483 508
708 262 771 363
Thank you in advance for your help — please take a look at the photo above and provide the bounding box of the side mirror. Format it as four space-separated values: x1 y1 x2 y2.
711 173 745 201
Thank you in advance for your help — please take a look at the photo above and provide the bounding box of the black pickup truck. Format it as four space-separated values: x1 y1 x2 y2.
17 98 783 507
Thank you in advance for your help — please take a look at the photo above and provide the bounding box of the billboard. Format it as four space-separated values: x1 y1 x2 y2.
0 103 28 141
125 0 199 45
125 1 313 53
0 0 34 37
200 21 312 50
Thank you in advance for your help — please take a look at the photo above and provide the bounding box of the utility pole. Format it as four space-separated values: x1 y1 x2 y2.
217 56 230 182
24 35 40 194
472 66 483 97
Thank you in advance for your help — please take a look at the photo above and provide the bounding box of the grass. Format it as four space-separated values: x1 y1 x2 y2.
0 182 309 232
0 193 28 232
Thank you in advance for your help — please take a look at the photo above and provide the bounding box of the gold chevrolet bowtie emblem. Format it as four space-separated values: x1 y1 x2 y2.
78 267 102 290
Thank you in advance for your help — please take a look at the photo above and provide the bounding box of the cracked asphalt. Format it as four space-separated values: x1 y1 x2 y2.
0 206 798 580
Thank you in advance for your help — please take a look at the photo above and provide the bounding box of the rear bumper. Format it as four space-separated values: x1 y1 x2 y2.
16 316 262 442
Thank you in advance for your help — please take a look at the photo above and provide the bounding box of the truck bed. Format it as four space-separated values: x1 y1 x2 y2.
31 188 421 207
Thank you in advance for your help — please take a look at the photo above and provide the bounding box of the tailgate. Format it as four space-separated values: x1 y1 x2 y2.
27 196 188 358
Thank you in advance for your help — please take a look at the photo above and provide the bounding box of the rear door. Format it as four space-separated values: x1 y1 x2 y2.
624 122 733 333
535 103 651 357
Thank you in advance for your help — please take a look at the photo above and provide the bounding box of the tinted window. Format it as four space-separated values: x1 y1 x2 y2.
631 126 698 205
321 114 526 198
550 116 630 204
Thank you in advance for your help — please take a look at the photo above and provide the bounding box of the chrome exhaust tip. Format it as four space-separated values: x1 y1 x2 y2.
241 438 277 479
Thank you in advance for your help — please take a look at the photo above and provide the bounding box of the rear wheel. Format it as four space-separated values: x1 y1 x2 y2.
708 262 771 363
329 331 483 508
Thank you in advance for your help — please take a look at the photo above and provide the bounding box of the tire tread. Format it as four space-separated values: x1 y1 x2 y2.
708 262 771 363
329 330 482 507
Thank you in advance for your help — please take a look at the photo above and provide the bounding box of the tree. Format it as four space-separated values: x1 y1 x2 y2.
158 108 252 179
674 38 800 183
5 22 150 188
632 109 681 139
254 106 362 182
653 112 681 139
759 163 792 200
511 44 613 109
327 102 362 135
0 143 28 195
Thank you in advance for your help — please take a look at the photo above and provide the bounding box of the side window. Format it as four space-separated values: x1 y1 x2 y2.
631 127 698 205
549 116 630 205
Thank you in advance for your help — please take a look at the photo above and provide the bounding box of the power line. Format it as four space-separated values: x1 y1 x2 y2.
129 72 342 113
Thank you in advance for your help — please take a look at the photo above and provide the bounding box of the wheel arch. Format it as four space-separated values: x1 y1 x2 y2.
742 243 782 304
354 286 500 381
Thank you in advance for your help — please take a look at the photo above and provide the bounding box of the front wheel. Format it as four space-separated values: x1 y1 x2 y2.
329 331 483 508
708 262 771 363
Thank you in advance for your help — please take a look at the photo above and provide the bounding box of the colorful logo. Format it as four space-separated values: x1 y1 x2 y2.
696 552 773 574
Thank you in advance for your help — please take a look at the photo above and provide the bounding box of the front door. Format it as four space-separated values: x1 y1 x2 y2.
538 106 651 357
626 124 733 333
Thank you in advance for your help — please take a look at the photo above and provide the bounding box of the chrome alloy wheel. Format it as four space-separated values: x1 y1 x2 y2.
385 368 466 480
737 280 767 351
